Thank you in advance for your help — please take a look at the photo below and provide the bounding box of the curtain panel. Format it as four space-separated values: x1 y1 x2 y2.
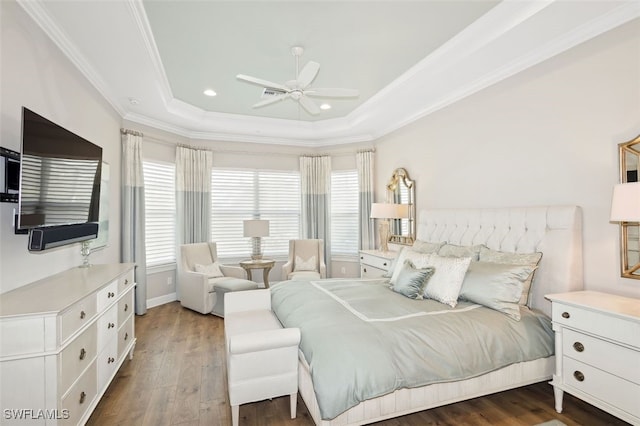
300 155 332 274
121 130 147 315
176 146 213 244
357 150 375 250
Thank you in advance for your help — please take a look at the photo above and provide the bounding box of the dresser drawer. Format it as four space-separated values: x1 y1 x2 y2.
97 338 118 391
562 357 640 418
61 294 97 343
563 328 640 385
360 252 392 271
60 361 97 426
118 270 134 295
97 304 118 352
97 280 118 312
117 290 134 325
59 323 97 394
118 315 135 360
360 264 387 278
553 302 640 348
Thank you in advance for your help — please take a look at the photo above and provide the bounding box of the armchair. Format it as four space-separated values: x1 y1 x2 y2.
282 239 327 280
177 242 257 315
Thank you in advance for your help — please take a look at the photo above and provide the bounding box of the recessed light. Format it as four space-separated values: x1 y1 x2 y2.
203 89 217 97
129 98 140 105
320 103 331 110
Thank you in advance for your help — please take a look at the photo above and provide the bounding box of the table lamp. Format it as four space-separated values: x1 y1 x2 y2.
370 203 409 252
243 219 269 260
610 182 640 277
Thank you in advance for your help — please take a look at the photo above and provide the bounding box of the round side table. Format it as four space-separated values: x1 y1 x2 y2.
239 259 276 288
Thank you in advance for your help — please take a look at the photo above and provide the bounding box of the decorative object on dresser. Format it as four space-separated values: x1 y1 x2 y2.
359 249 396 278
243 219 269 260
239 258 276 288
0 264 136 426
610 181 640 279
370 203 408 252
545 291 640 425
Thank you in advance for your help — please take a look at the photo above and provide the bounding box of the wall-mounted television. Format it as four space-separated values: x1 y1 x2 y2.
17 107 103 250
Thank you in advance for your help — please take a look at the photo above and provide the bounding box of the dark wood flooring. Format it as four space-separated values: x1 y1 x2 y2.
87 301 629 426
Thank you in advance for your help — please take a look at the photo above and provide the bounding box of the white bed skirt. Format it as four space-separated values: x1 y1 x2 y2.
299 355 555 426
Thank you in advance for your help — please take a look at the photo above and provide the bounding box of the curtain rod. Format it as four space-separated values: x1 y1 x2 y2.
120 128 143 137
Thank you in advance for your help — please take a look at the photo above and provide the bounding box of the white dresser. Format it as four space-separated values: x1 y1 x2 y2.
546 291 640 425
0 264 136 425
359 250 396 278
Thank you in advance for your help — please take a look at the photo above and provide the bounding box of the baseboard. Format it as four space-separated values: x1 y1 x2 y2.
146 292 177 309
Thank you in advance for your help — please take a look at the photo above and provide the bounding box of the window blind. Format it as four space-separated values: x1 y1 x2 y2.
211 168 300 259
143 160 176 267
331 169 359 256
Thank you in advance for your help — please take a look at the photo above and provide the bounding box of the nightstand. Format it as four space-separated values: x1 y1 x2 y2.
545 291 640 425
359 250 396 278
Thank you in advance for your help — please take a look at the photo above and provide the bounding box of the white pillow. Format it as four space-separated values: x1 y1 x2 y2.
194 262 224 278
422 254 472 307
294 255 316 271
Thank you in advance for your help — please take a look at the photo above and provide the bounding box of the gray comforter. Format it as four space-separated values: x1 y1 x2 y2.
270 278 554 420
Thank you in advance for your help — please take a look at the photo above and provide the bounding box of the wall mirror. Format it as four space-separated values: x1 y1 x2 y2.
386 168 415 245
618 135 640 279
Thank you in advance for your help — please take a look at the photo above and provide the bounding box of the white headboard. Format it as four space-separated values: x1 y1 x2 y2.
416 206 584 317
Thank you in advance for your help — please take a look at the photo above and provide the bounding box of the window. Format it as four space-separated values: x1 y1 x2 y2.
331 169 359 256
211 168 300 259
143 160 176 267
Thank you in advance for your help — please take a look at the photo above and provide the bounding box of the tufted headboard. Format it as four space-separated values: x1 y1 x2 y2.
416 206 584 317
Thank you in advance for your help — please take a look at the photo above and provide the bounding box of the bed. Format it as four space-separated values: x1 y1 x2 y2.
271 206 584 426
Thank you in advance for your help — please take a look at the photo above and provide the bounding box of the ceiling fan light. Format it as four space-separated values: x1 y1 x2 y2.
203 89 217 97
320 103 331 110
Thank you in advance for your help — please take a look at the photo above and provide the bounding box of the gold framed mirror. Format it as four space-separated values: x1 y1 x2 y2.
386 168 415 245
618 135 640 279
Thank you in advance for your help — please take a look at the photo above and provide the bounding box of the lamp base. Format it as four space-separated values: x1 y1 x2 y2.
378 220 390 252
251 254 263 260
251 237 263 260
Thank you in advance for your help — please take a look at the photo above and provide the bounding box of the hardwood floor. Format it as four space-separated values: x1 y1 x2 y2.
87 302 629 426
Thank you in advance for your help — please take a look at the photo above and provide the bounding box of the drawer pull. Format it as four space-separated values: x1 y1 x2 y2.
383 262 388 266
124 279 129 286
573 370 585 382
108 322 115 329
108 357 115 364
125 332 129 341
79 391 86 404
561 312 570 319
80 310 86 320
573 341 584 352
108 291 115 298
79 348 86 360
124 303 129 312
363 268 367 273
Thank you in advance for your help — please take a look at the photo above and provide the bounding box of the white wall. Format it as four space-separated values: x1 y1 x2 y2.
0 1 121 293
375 19 640 299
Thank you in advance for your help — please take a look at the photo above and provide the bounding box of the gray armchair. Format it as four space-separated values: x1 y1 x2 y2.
177 242 257 316
282 239 327 280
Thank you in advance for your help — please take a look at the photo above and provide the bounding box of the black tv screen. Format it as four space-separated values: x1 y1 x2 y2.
17 107 102 231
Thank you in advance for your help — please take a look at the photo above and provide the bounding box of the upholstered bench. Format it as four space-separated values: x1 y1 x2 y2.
224 289 301 426
212 279 259 317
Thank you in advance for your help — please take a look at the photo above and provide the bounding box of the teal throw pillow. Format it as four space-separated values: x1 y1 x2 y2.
391 259 435 300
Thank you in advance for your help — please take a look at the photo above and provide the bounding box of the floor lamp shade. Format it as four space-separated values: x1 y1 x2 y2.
243 220 269 259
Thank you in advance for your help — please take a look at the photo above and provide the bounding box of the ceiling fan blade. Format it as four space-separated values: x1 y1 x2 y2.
298 95 320 115
305 88 359 98
252 93 289 108
237 74 289 92
297 61 320 88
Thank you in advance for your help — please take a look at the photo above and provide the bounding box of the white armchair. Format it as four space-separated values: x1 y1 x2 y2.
177 242 257 315
282 239 327 280
224 289 301 426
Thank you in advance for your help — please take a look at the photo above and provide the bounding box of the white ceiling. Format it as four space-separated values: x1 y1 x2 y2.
17 0 640 147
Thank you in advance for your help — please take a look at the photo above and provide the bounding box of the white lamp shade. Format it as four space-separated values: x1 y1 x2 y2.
370 203 409 219
610 182 640 222
243 219 270 237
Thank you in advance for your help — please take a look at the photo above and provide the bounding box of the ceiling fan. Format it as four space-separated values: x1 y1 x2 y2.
236 46 359 115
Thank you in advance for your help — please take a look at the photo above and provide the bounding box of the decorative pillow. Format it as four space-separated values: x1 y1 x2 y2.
412 240 446 254
437 243 483 260
422 254 472 307
479 246 543 305
390 249 432 284
194 262 224 278
391 260 435 300
294 255 316 271
459 261 537 321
